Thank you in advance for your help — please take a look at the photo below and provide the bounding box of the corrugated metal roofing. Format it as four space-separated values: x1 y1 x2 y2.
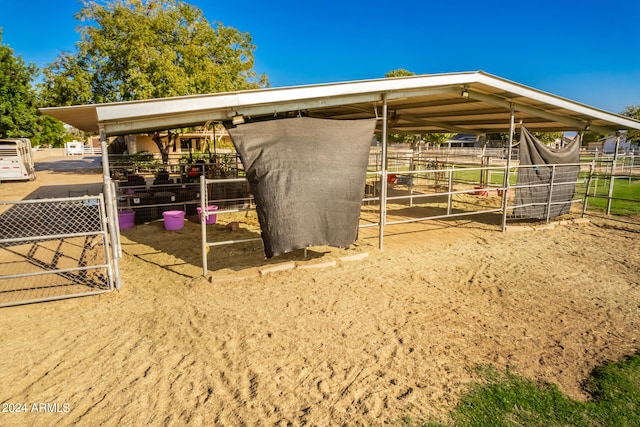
40 71 640 136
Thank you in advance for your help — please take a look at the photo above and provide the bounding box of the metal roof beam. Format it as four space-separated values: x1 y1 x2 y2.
384 86 463 102
418 107 506 119
308 104 377 119
233 87 459 121
464 89 614 134
475 72 640 131
386 97 475 110
233 93 382 120
393 114 482 134
101 111 229 135
101 92 386 134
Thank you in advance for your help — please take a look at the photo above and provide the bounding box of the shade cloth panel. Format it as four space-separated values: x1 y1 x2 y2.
228 117 376 258
514 126 581 219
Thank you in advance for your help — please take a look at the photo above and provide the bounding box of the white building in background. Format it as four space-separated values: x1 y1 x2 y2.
443 133 479 148
118 127 232 156
64 141 84 155
587 134 633 153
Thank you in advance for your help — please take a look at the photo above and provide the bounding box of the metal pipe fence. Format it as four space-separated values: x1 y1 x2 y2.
583 158 640 216
0 195 115 307
113 177 252 224
108 152 243 178
103 153 639 277
199 176 258 276
362 161 603 230
196 159 637 275
506 163 587 223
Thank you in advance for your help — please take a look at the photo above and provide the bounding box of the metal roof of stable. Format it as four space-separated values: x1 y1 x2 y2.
40 71 640 136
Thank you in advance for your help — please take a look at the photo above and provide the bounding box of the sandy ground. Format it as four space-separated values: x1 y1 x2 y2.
1 162 639 425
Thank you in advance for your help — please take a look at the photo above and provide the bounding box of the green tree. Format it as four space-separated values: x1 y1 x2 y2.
31 114 70 148
385 69 415 78
40 0 268 161
0 29 40 140
581 130 605 145
487 131 565 145
423 132 454 146
40 51 94 107
621 105 640 146
384 69 454 147
40 0 267 106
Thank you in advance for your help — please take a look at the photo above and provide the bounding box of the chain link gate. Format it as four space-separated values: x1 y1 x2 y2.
0 195 116 307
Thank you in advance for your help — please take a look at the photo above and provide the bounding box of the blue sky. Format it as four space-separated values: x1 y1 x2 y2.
1 0 639 113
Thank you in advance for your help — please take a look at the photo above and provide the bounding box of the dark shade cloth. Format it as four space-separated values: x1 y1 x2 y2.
227 117 376 258
514 126 581 219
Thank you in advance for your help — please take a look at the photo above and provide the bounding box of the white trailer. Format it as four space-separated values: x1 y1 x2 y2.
65 141 84 155
0 138 36 182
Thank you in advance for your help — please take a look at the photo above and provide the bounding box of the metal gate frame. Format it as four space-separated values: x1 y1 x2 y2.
0 194 119 307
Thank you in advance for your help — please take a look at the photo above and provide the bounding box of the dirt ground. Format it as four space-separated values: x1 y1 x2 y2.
1 163 639 426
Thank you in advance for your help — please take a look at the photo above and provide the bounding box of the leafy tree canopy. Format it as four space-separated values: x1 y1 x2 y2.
35 114 71 148
621 104 640 144
0 29 40 140
384 69 454 146
0 29 75 146
385 69 415 78
581 131 605 144
40 0 268 106
487 131 564 145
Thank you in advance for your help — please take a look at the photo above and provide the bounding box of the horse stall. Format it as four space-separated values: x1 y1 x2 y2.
39 72 640 277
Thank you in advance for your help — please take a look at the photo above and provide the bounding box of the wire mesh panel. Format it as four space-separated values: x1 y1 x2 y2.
0 196 113 307
583 158 640 216
115 180 203 221
511 163 582 220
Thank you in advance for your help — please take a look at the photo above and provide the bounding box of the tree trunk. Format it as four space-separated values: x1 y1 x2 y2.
152 131 173 165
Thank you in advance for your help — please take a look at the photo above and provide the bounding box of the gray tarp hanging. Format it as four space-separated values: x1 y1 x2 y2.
514 126 581 219
227 117 376 258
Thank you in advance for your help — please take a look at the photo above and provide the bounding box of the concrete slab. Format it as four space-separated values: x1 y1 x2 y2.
340 252 369 262
259 262 296 275
297 260 337 270
505 226 534 233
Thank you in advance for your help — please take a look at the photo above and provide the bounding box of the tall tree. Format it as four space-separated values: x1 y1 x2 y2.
385 69 415 78
384 69 454 146
0 30 40 140
487 131 565 145
40 0 267 106
40 0 268 159
621 105 640 146
32 114 70 148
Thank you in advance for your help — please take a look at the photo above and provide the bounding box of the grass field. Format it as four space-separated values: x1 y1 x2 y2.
585 176 640 215
413 352 640 427
394 163 639 217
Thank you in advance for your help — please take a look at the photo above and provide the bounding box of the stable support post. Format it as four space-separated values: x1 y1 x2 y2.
479 134 487 187
501 103 516 232
100 126 122 290
200 175 208 276
583 161 595 217
606 132 621 215
379 94 389 251
447 165 454 215
545 165 556 223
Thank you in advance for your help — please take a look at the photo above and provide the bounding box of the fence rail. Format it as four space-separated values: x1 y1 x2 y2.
108 152 243 179
0 195 115 307
105 149 639 276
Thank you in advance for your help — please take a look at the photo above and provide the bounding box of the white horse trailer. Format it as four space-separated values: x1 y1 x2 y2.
0 138 36 182
65 141 84 155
